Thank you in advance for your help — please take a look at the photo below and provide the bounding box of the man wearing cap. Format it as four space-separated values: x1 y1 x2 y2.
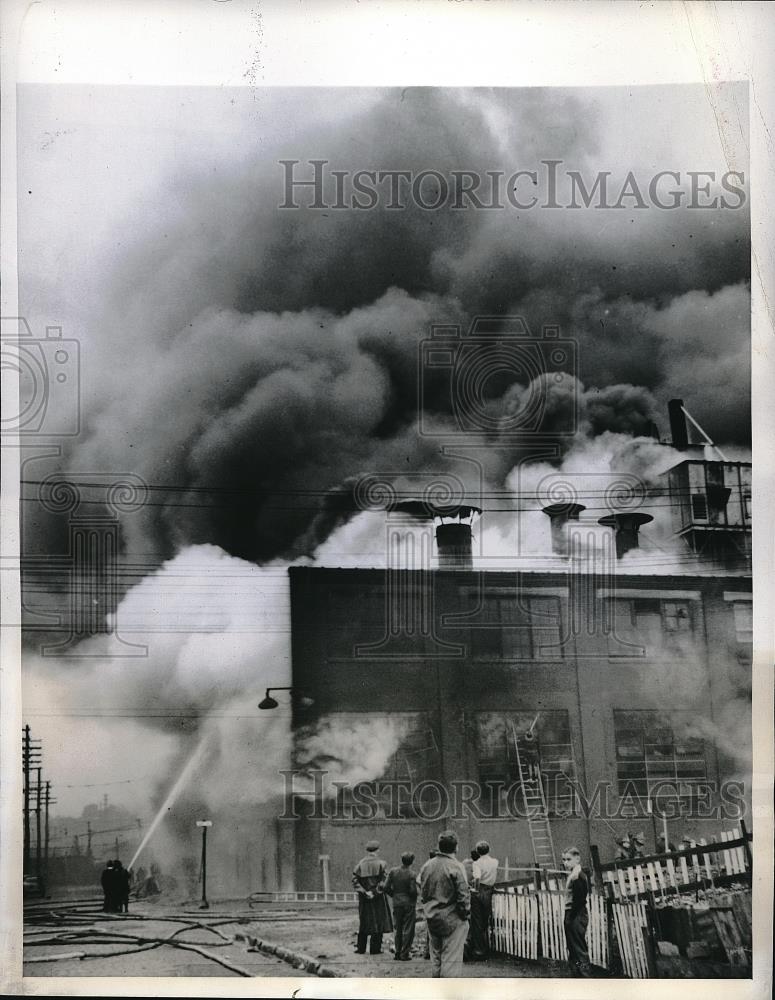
419 830 470 978
352 840 393 955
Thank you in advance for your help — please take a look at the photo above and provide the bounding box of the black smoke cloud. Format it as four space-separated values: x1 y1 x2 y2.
22 85 750 578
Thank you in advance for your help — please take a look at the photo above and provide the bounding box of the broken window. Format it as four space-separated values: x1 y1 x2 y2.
662 601 692 633
475 710 576 815
317 712 440 820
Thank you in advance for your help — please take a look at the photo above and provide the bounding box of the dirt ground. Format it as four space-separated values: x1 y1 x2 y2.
23 898 560 979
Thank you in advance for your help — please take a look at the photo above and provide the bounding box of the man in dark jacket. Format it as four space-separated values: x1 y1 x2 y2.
562 846 592 977
384 852 418 961
100 860 115 912
114 860 130 913
352 840 393 955
419 830 470 978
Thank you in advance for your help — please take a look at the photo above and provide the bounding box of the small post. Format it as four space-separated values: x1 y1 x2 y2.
590 844 603 890
739 819 753 870
319 854 330 894
197 820 212 910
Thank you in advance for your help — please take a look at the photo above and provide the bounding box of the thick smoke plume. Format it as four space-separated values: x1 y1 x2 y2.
22 85 750 576
18 84 751 874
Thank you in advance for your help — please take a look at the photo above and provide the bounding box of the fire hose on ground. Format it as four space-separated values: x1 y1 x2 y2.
23 906 338 977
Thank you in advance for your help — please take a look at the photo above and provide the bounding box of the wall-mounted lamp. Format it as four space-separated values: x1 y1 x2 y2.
258 687 314 710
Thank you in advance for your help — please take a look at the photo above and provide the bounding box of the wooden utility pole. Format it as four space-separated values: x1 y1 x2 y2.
35 767 42 880
22 727 42 875
44 782 52 886
22 726 30 872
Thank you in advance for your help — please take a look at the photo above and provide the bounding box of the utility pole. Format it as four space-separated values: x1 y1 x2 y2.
87 821 93 856
22 727 30 873
44 782 52 889
22 727 42 876
35 767 42 882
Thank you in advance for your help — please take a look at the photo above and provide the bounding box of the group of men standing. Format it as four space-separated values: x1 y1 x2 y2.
353 834 592 978
352 831 499 977
100 859 131 913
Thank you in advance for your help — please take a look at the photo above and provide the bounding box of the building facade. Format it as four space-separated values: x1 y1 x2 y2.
288 559 752 891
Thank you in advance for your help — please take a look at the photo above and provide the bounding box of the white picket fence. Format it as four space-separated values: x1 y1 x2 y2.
611 899 650 979
491 889 610 972
249 890 358 904
600 827 749 901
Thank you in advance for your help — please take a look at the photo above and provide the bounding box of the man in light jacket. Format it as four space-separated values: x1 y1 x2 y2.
469 839 498 959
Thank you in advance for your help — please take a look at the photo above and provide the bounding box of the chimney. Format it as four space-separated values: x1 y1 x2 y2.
668 398 689 451
434 505 481 568
435 522 474 567
389 500 481 568
542 502 586 556
597 511 654 559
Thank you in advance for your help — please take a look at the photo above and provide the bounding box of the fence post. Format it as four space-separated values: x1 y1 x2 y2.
643 897 659 978
605 888 621 976
739 819 753 871
590 845 603 894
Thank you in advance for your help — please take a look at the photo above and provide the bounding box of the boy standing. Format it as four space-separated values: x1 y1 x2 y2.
562 846 592 977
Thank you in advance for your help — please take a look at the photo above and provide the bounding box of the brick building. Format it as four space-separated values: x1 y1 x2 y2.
286 431 752 892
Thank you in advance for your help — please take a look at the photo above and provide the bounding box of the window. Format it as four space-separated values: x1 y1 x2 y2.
326 586 399 656
662 601 691 633
691 493 708 520
308 712 440 820
743 492 752 519
608 598 694 656
475 711 576 814
733 602 752 646
613 710 707 805
470 595 562 661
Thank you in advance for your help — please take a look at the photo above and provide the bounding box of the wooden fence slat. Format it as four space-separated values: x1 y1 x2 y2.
665 857 678 890
732 827 744 873
698 838 712 881
720 830 732 875
655 861 666 894
613 905 631 977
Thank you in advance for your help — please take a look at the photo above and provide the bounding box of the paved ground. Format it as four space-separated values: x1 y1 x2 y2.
23 897 560 979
